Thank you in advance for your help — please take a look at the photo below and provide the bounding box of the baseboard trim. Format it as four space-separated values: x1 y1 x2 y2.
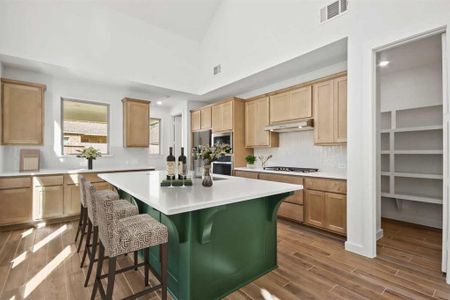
376 228 384 240
345 241 375 258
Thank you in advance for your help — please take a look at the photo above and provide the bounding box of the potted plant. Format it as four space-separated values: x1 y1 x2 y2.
258 154 273 169
245 155 256 169
198 143 231 187
77 146 102 170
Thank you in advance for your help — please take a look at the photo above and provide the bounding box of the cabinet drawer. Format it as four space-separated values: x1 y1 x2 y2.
278 202 303 223
34 175 64 187
235 171 259 179
0 177 31 189
259 173 303 204
304 177 346 194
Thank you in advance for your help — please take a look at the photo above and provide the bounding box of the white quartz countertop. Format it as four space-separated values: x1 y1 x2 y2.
99 171 303 215
234 167 346 180
0 166 156 178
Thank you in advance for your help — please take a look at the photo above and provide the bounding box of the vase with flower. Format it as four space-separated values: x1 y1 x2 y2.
198 143 231 187
77 146 102 170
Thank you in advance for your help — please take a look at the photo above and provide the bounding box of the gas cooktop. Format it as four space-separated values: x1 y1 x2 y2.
263 166 319 173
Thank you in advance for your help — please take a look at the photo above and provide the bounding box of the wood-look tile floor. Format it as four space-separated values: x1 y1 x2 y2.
0 219 448 300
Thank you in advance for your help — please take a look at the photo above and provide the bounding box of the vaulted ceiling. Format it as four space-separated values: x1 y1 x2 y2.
99 0 222 42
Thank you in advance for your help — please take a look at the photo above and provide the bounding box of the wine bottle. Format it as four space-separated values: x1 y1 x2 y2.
166 147 176 179
178 147 187 179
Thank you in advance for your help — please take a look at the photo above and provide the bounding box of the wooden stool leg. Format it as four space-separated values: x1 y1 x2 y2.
160 243 168 300
84 225 98 287
91 242 105 300
77 209 88 253
80 219 92 267
75 204 83 242
106 256 117 300
144 248 149 286
134 251 138 271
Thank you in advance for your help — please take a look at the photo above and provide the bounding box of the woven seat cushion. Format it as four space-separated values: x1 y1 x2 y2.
111 214 168 256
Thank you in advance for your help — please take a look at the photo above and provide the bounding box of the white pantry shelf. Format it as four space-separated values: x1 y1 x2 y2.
381 172 443 180
381 193 442 205
380 125 443 133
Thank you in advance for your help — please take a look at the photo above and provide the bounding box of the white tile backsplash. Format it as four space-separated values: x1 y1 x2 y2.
253 131 347 174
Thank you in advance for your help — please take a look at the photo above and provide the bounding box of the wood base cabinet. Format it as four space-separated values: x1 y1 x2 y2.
35 186 64 219
304 189 346 235
0 188 32 225
64 183 81 216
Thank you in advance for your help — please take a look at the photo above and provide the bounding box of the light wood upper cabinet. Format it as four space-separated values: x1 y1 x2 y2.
313 76 347 145
334 76 347 143
269 86 312 124
191 110 201 131
245 97 278 148
191 107 212 131
122 98 150 147
212 100 233 132
200 107 212 130
1 78 46 145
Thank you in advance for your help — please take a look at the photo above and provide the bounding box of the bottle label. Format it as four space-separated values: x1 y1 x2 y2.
167 161 175 176
178 162 184 176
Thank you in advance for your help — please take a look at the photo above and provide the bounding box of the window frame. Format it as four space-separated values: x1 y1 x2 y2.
149 117 162 156
60 97 110 156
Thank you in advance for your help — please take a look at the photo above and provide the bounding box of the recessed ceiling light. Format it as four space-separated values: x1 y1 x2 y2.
378 60 390 67
156 101 163 105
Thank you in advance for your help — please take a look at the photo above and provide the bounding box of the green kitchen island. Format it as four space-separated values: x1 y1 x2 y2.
99 171 302 300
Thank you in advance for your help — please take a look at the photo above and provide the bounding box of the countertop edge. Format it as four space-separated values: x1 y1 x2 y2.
0 166 156 178
233 167 347 180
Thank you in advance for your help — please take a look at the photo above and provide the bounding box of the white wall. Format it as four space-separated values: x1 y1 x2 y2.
1 67 173 171
0 1 200 93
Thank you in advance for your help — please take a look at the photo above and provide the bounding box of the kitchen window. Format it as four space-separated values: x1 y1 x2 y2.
61 98 109 155
149 118 161 155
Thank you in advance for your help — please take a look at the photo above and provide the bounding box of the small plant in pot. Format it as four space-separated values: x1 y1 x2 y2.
245 155 256 169
77 146 102 170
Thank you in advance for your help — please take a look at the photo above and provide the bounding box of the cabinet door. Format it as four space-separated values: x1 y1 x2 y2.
2 81 44 145
333 76 347 143
222 101 233 131
269 92 290 123
255 97 270 146
200 107 212 130
0 188 32 225
304 190 326 228
212 104 223 132
313 80 334 144
245 101 256 146
123 99 150 147
325 192 346 235
291 86 312 120
37 186 64 219
191 110 201 131
64 184 81 216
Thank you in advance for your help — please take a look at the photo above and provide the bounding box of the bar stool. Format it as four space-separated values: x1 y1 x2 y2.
75 175 88 252
80 178 139 287
91 192 169 300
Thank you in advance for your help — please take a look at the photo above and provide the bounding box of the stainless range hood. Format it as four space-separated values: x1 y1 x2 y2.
264 119 314 133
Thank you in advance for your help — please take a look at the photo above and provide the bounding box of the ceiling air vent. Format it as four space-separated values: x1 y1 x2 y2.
320 0 348 23
213 64 221 75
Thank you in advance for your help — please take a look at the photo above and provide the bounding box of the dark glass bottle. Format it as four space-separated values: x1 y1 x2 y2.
178 147 187 179
166 147 176 179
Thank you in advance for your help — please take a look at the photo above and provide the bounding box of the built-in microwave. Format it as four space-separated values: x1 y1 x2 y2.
212 161 232 176
212 132 232 150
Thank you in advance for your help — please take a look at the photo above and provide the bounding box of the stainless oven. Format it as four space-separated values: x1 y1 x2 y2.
212 155 232 176
212 131 232 150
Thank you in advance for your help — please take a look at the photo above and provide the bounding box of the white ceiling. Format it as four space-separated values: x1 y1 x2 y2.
377 34 442 74
99 0 222 42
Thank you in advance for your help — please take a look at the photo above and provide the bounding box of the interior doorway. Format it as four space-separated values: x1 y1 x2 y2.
173 114 183 158
375 32 448 277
